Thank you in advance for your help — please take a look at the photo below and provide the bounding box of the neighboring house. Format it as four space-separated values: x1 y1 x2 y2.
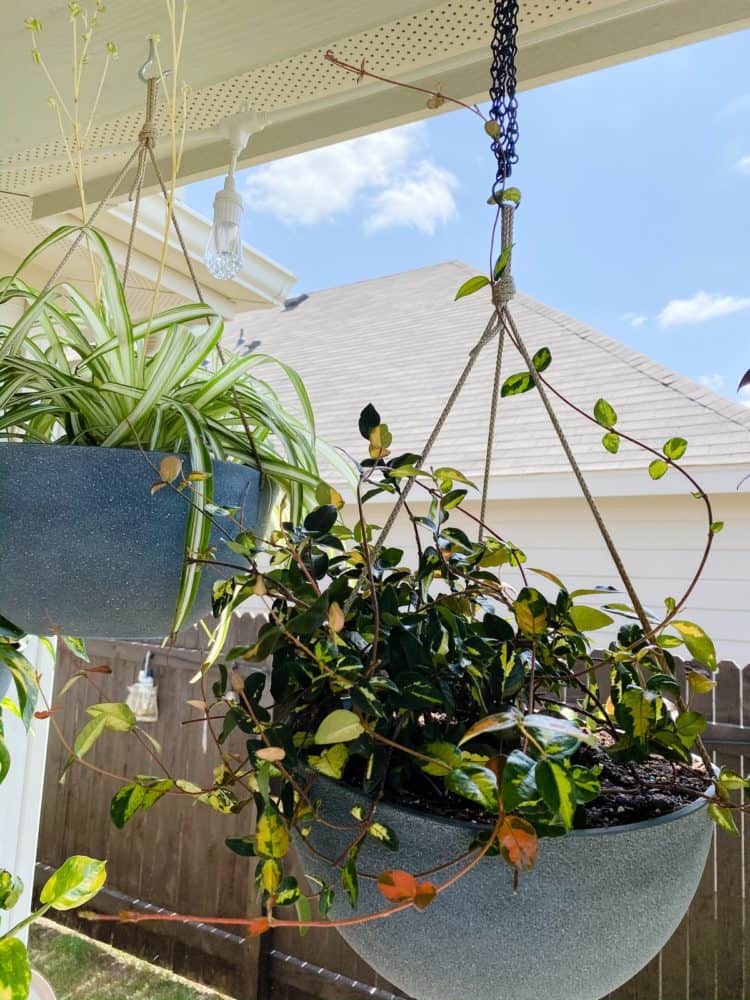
224 260 750 665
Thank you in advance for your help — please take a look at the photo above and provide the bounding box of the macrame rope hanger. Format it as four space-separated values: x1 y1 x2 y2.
349 0 659 642
39 40 266 479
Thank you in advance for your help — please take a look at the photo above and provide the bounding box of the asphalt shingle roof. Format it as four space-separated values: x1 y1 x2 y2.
224 261 750 485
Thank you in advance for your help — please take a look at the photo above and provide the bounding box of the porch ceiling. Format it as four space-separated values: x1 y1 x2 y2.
1 0 748 224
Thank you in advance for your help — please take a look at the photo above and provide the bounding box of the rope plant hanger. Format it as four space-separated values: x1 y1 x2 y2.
333 0 716 775
36 51 266 479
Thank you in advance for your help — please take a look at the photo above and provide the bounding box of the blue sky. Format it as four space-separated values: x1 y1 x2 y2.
184 28 750 404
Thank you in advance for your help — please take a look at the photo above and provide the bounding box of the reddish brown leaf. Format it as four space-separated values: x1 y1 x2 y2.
413 882 437 910
86 664 112 674
376 869 418 903
34 707 61 720
498 815 538 872
248 916 271 937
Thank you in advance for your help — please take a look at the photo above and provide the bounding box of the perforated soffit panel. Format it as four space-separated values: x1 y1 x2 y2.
1 0 748 224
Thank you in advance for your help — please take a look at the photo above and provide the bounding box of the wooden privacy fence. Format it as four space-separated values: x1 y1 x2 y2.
36 618 749 1000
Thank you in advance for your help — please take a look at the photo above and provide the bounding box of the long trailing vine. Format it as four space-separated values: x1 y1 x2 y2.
8 0 747 959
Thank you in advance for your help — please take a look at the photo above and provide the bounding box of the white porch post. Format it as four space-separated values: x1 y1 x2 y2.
0 636 56 945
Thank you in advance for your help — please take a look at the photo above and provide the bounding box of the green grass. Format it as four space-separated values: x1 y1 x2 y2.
28 919 232 1000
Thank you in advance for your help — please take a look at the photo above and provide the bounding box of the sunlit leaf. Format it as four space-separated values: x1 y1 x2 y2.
314 709 364 745
40 855 106 910
455 275 490 301
256 808 290 860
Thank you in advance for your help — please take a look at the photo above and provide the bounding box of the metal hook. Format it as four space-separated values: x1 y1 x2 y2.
138 36 170 83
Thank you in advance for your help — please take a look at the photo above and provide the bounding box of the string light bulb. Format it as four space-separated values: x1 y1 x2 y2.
205 108 269 281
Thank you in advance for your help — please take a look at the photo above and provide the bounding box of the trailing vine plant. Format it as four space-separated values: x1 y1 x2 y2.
19 0 749 956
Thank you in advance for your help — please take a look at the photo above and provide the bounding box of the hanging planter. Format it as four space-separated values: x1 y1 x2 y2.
0 224 325 638
298 775 713 1000
0 443 274 639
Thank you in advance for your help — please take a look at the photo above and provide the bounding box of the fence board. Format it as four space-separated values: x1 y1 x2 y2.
37 631 750 1000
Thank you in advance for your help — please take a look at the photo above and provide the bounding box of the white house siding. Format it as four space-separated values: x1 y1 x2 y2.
355 491 749 666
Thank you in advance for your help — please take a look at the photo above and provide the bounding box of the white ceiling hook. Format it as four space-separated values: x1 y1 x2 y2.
138 36 171 83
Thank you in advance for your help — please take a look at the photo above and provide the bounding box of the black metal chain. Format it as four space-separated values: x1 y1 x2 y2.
488 0 519 193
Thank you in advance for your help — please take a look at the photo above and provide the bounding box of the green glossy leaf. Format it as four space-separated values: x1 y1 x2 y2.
532 346 551 373
61 636 88 661
670 620 717 671
275 876 301 906
0 736 9 785
110 778 173 828
304 505 337 535
455 275 490 301
308 743 349 779
314 709 364 745
368 821 399 851
0 937 30 1000
458 711 519 747
342 845 360 907
602 432 620 454
493 245 513 279
536 759 576 829
73 715 107 759
593 398 617 428
513 588 548 636
708 802 739 835
569 606 614 631
86 702 136 732
40 855 106 910
432 467 477 488
445 764 499 811
663 437 687 460
616 688 655 742
649 459 669 480
225 837 256 857
420 741 463 776
358 403 381 440
675 711 707 749
501 371 534 397
523 713 597 746
256 808 290 860
710 521 724 534
0 870 23 910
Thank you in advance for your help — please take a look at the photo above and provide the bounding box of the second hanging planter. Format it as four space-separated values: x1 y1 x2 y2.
0 443 274 639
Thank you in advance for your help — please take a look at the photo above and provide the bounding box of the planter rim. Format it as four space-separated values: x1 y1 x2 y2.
308 769 713 839
0 440 260 472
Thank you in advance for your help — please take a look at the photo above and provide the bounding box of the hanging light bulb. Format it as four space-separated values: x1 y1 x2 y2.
205 173 244 280
204 108 269 281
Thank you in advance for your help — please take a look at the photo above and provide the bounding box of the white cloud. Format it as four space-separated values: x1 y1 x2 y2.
621 312 647 328
658 291 750 328
242 124 457 234
695 374 725 392
365 161 457 235
737 156 750 175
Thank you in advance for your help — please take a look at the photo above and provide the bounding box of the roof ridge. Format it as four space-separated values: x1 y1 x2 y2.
295 259 471 299
515 292 750 434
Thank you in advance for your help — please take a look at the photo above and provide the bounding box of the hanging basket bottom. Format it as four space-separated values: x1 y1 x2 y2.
0 442 273 639
298 774 713 1000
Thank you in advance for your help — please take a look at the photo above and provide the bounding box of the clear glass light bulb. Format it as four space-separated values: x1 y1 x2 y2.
205 173 244 280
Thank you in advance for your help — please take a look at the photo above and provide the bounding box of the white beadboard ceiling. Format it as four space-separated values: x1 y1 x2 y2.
0 0 748 226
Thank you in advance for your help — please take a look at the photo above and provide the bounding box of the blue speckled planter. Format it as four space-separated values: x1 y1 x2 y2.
0 443 273 639
298 774 713 1000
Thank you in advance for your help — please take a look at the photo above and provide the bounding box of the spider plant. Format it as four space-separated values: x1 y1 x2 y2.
0 224 331 631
